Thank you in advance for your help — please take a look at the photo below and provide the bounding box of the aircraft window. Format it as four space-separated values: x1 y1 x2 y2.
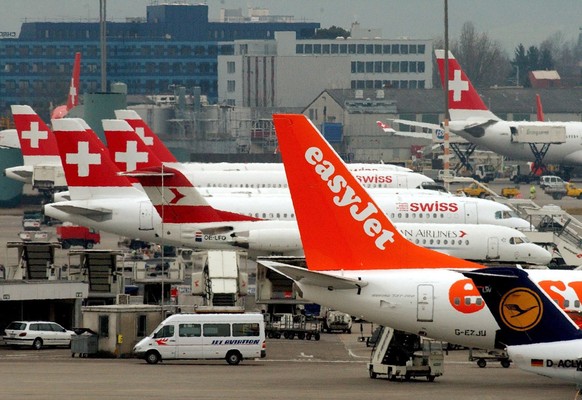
284 213 287 218
262 213 266 218
454 297 460 306
269 213 274 218
564 299 570 308
433 213 437 219
510 237 525 245
464 297 471 306
418 214 422 219
415 239 420 244
440 213 444 218
429 239 434 245
443 239 448 245
476 298 483 306
276 213 280 218
291 213 295 218
458 240 463 245
405 213 409 218
465 240 469 245
390 213 395 218
422 239 426 244
397 213 402 218
575 300 580 308
436 240 441 245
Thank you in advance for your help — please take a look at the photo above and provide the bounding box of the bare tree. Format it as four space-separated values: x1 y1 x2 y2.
433 22 511 88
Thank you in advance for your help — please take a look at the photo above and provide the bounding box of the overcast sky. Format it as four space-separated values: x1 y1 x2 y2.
2 0 581 54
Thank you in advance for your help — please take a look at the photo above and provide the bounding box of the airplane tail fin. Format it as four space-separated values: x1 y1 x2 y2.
114 109 177 163
536 94 544 122
128 166 260 224
272 114 481 271
103 119 162 172
52 118 139 200
51 52 81 120
463 267 582 346
11 105 61 165
434 50 498 121
67 52 81 110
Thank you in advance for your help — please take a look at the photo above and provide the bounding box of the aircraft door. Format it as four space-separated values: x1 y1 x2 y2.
139 201 154 231
487 237 499 260
464 203 478 224
397 175 407 188
417 284 434 322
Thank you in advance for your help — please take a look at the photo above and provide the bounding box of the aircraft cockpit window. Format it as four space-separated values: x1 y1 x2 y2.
575 300 580 308
510 237 525 245
495 210 516 219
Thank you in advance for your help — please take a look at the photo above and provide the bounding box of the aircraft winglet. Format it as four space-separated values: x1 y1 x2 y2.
272 114 481 271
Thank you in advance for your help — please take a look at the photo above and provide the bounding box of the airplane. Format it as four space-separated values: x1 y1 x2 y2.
434 49 582 169
126 164 551 264
104 117 432 190
257 113 582 352
463 267 582 387
44 118 537 262
51 52 81 120
102 119 531 230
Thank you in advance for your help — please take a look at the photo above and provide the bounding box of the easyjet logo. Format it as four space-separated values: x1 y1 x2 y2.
305 146 395 250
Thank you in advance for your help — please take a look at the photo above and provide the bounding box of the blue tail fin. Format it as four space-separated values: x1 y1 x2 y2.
463 267 582 346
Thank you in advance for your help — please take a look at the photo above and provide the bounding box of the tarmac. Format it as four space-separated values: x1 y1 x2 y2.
0 331 574 400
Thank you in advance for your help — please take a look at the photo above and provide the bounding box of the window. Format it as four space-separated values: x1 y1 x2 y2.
357 44 365 54
400 61 408 73
383 44 391 54
374 44 382 54
203 323 230 337
179 323 201 337
340 44 347 54
366 44 373 53
348 44 356 54
409 44 417 54
331 44 338 54
383 61 391 73
392 62 400 73
137 315 147 337
374 61 382 73
233 323 260 337
400 44 409 54
418 44 426 54
296 44 304 54
322 44 330 54
391 44 399 54
304 44 313 54
409 62 417 73
227 80 236 92
365 61 374 73
99 315 109 338
313 44 321 53
153 324 174 339
227 61 235 73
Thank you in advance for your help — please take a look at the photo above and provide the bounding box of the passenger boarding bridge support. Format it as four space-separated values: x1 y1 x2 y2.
450 142 477 173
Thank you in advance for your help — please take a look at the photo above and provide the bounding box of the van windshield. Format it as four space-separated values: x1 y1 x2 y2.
153 324 174 339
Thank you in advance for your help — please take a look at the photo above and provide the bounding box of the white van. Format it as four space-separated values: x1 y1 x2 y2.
539 175 564 189
133 313 266 365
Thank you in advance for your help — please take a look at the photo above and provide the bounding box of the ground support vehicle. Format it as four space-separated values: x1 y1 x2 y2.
133 313 266 365
265 313 321 340
468 348 511 368
500 187 521 198
322 310 352 333
457 182 490 198
22 210 42 231
472 164 496 183
56 224 101 249
544 182 582 200
368 326 444 382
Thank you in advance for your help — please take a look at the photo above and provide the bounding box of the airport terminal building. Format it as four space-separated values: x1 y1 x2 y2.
0 3 320 118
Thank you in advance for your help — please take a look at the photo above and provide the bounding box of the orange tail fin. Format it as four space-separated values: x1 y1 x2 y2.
272 114 481 271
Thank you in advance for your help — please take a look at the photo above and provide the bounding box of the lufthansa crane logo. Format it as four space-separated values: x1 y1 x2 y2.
499 288 543 331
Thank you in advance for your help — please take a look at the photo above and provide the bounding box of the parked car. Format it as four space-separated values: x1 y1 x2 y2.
3 321 75 350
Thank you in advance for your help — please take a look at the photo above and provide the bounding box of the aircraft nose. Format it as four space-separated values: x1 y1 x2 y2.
530 245 552 265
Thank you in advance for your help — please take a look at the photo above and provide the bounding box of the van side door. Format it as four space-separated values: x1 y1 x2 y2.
176 323 202 359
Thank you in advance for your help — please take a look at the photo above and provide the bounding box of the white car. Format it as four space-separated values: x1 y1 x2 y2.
3 321 75 350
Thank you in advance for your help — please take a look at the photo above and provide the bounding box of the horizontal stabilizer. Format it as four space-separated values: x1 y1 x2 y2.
258 260 368 290
49 204 112 221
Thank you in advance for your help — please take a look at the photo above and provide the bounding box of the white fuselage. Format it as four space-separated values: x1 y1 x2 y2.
450 120 582 166
507 341 582 385
295 268 582 350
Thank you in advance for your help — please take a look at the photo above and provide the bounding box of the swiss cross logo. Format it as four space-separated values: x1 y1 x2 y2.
135 127 153 146
69 78 77 104
114 140 148 171
449 69 469 102
22 121 48 148
66 141 101 177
